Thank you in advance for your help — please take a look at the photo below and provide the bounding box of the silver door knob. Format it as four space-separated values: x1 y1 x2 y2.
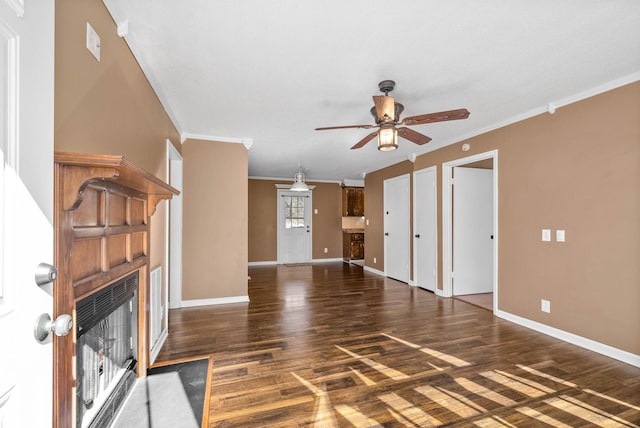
34 313 73 344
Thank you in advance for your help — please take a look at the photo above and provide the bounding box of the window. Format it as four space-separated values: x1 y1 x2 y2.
284 196 306 229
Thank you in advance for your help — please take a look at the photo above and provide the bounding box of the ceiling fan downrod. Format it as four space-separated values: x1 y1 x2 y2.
378 79 395 96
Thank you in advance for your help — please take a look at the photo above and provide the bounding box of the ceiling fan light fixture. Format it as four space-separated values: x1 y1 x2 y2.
377 126 398 151
290 167 310 191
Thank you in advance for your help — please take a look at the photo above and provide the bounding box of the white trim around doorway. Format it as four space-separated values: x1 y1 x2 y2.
441 150 499 310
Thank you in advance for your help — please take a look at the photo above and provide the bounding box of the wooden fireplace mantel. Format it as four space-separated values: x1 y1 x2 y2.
53 152 179 428
55 151 178 215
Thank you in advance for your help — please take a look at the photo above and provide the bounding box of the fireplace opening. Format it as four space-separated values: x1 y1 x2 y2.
76 271 139 428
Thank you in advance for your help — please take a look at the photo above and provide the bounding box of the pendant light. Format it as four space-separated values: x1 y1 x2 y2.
290 165 309 191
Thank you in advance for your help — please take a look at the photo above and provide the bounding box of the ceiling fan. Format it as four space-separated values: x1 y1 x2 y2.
315 80 470 151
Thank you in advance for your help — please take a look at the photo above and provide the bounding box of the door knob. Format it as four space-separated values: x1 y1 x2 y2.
34 313 73 344
384 232 389 236
415 234 420 238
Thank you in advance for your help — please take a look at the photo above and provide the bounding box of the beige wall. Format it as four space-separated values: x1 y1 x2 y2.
183 139 248 300
248 180 343 262
365 82 640 355
54 0 181 283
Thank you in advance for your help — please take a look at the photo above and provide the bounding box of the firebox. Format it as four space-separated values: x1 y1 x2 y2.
75 271 139 428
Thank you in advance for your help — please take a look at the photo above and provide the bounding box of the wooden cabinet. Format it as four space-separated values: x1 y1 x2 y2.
342 187 364 216
343 231 365 261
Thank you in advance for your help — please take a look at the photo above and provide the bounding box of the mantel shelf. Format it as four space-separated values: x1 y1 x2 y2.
55 151 180 214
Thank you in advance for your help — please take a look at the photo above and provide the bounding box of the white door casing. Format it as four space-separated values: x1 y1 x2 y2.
384 174 410 283
0 1 55 426
277 190 312 263
442 150 498 307
413 167 437 292
452 167 494 296
167 141 183 309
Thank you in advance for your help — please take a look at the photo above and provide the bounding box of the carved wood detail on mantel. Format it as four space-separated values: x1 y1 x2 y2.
55 152 179 215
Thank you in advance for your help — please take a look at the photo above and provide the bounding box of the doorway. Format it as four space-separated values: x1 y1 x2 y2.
413 167 437 292
167 141 183 309
384 174 410 283
277 190 312 263
442 150 498 311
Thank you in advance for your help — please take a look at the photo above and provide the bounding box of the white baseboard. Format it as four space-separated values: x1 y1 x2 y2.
182 295 250 307
495 309 640 368
363 266 385 277
149 329 168 365
312 257 343 263
248 261 277 266
435 288 447 297
249 258 345 266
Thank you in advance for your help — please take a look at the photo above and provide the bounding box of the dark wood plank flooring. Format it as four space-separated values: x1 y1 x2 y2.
156 262 640 427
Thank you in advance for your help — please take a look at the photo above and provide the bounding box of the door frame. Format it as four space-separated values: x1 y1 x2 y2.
442 150 498 307
413 166 437 291
166 140 183 309
383 173 410 282
276 189 313 263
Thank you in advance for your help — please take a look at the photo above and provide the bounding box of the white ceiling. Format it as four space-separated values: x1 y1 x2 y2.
102 0 640 183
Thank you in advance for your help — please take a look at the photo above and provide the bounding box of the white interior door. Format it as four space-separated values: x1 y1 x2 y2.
453 167 493 295
384 174 410 283
278 190 312 263
413 168 437 291
0 1 55 426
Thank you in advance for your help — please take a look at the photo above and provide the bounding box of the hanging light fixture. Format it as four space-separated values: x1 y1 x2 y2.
290 165 309 191
377 124 398 151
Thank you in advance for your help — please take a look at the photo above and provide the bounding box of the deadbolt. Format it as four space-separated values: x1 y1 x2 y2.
35 263 58 286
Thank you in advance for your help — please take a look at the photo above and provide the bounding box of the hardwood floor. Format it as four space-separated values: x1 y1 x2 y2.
455 293 493 311
156 263 640 427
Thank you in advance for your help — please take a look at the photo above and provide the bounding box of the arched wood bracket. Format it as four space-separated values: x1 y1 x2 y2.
55 152 179 214
148 194 173 216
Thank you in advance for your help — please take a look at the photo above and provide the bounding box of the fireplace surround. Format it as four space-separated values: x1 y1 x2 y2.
54 153 178 428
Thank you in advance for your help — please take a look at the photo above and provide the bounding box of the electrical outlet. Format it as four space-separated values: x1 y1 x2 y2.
541 229 551 242
373 257 377 264
556 230 565 242
323 247 328 253
541 299 551 313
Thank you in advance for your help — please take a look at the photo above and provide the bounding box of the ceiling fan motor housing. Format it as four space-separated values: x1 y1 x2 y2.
370 103 404 124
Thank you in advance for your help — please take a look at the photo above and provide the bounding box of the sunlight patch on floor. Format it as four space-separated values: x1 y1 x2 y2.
378 392 441 427
335 345 410 381
334 404 382 427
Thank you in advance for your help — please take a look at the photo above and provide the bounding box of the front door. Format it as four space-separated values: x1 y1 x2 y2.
0 1 55 426
278 190 312 263
384 174 410 283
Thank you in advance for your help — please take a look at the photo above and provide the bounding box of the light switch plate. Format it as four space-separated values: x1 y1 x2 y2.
86 22 101 61
556 230 565 242
541 229 551 242
541 299 551 313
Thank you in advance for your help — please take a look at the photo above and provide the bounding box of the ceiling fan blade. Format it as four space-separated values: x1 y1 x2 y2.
401 108 470 126
373 95 395 121
315 124 376 131
397 127 432 145
351 131 378 149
